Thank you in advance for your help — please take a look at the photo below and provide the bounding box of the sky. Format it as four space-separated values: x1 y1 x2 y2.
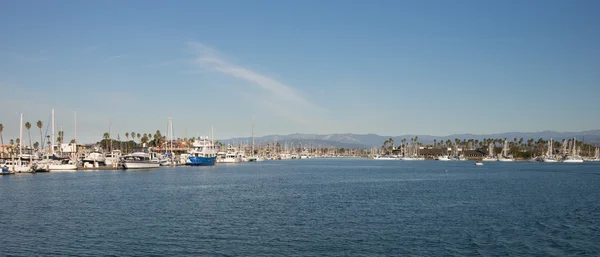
1 0 599 144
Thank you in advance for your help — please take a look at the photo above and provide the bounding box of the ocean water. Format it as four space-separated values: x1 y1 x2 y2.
1 159 599 256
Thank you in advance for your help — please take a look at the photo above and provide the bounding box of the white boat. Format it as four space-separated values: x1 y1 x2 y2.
498 140 515 162
373 155 399 160
475 161 484 166
563 137 584 163
279 153 292 160
563 155 584 163
220 152 240 163
217 145 240 163
48 159 78 171
482 144 497 161
542 138 558 162
482 156 497 162
122 147 160 169
3 160 32 173
437 155 452 161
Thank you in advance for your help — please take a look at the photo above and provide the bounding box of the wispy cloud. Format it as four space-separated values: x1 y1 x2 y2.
187 42 327 124
106 54 124 60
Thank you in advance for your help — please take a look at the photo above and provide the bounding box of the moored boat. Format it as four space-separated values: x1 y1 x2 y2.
187 137 217 166
122 147 160 169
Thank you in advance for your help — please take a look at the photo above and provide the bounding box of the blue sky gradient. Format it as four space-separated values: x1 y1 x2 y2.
1 0 599 143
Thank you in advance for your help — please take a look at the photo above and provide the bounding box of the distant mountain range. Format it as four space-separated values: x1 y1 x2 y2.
221 130 600 148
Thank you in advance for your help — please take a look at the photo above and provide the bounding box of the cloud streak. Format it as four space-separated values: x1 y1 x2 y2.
187 42 327 124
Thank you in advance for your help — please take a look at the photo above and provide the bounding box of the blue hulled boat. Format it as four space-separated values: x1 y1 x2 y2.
187 137 217 166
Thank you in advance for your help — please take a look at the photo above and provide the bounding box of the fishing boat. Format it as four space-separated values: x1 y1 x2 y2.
187 137 217 166
122 147 160 169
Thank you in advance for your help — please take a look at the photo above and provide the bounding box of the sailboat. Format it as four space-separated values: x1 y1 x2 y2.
482 143 497 162
7 113 32 173
542 138 558 162
498 140 515 162
563 137 584 163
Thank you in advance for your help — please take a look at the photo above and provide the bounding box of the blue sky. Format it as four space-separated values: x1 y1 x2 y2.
1 0 599 143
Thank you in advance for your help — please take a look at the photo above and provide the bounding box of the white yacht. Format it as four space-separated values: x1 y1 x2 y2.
218 145 240 163
122 147 160 169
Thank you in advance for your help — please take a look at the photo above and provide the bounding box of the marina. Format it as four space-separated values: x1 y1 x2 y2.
1 111 599 174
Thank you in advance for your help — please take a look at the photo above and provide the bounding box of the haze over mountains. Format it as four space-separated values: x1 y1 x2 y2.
222 130 600 148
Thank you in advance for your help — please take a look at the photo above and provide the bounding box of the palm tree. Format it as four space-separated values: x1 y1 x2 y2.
131 131 136 143
25 121 32 149
141 134 149 145
103 132 110 150
137 133 141 143
0 123 4 145
125 132 129 141
34 142 39 149
37 120 43 148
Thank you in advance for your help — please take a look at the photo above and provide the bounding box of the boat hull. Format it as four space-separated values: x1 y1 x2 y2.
123 162 160 169
187 156 217 166
563 160 584 163
49 164 78 171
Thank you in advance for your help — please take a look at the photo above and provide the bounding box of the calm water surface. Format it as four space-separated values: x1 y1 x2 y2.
1 159 599 256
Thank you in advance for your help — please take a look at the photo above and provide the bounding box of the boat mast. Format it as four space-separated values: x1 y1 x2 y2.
251 115 255 156
74 110 77 155
19 113 23 157
51 109 55 154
